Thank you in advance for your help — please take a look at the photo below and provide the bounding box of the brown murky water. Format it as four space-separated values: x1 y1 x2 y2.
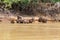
0 23 60 40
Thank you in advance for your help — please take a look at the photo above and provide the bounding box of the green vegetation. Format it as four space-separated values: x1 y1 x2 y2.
51 0 60 3
0 0 29 9
0 0 60 9
0 0 60 16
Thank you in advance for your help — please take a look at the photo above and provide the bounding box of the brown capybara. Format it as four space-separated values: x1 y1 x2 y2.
16 19 24 23
19 19 24 23
42 19 47 23
10 20 15 24
29 17 34 23
0 19 2 22
56 19 60 22
58 20 60 22
17 16 22 20
29 19 34 23
16 20 19 23
38 17 47 23
38 17 43 22
16 16 24 23
9 16 17 24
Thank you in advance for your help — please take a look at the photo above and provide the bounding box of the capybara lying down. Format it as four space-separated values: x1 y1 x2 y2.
16 19 24 23
0 19 2 22
11 20 15 24
38 17 47 23
16 18 34 24
29 19 33 23
9 17 17 24
58 20 60 22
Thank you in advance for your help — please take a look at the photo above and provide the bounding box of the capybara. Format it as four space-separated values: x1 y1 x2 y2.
29 18 34 23
16 19 24 23
10 20 15 24
38 17 47 23
0 19 2 22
